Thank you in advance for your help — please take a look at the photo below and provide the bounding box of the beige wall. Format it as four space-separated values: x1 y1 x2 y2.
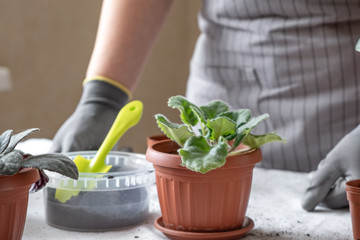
0 0 201 153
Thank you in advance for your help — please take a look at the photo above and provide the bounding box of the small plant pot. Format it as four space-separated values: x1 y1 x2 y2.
146 140 261 236
44 151 155 232
0 168 40 240
346 179 360 240
146 134 169 147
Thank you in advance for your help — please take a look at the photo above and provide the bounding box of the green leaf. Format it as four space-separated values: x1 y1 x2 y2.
179 136 228 174
239 114 269 132
168 95 198 126
0 130 13 154
231 114 269 150
221 109 252 141
242 132 287 149
0 150 24 175
22 153 79 180
207 116 236 140
4 128 39 154
200 100 229 120
231 132 247 151
220 109 252 127
155 96 286 173
190 105 206 124
155 114 194 147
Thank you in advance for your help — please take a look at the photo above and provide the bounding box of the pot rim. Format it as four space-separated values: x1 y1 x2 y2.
147 134 168 141
146 134 169 147
346 179 360 194
0 168 40 189
146 139 262 170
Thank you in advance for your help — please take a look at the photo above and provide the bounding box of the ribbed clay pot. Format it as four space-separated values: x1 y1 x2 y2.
0 168 40 240
346 179 360 240
146 140 262 232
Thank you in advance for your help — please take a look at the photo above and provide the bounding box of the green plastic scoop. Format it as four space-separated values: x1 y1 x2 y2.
74 100 143 173
55 100 143 203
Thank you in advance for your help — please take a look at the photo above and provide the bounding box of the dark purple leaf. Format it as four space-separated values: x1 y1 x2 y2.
29 169 49 193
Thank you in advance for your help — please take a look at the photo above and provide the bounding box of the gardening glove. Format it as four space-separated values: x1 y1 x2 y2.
302 125 360 211
50 76 131 153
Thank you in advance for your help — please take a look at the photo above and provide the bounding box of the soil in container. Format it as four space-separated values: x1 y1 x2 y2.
44 186 150 232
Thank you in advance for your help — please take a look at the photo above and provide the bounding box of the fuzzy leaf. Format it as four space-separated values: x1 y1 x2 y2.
200 100 229 120
232 132 248 152
242 132 287 149
179 136 228 174
4 128 39 154
155 114 194 146
0 150 24 175
239 114 269 132
207 116 236 140
0 130 13 154
232 114 269 150
222 110 252 141
168 95 199 126
190 105 206 124
22 153 78 180
155 96 286 174
220 109 252 127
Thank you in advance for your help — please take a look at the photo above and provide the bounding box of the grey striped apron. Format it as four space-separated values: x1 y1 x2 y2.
186 0 360 172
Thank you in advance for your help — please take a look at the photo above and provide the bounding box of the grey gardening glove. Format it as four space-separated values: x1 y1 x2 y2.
50 79 129 152
302 125 360 211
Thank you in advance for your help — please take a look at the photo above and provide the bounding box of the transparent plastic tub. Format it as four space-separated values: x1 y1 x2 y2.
43 151 155 232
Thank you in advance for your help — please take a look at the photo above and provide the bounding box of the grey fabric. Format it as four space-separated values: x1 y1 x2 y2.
50 80 128 152
186 0 360 172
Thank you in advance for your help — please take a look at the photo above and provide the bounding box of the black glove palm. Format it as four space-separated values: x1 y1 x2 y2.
50 80 128 152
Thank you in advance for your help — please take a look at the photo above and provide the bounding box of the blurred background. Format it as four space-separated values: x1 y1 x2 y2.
0 0 201 153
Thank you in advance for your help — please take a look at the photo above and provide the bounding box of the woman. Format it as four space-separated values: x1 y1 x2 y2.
51 0 360 211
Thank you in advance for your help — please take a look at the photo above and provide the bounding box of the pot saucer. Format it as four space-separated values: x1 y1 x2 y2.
154 216 254 240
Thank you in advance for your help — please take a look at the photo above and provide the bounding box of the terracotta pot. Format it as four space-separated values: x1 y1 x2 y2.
0 168 40 240
146 134 169 147
146 140 262 232
346 179 360 240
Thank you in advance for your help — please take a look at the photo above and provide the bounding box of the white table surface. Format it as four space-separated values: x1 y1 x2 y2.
20 139 353 240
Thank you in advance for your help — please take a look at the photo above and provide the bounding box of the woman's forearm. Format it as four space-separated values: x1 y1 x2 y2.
86 0 174 92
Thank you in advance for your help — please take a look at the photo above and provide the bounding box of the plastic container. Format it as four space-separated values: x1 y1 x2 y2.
43 151 155 232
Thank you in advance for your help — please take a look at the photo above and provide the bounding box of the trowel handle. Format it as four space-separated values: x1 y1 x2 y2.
90 100 143 169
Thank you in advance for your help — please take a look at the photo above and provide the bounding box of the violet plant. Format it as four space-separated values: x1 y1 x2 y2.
0 128 78 192
155 95 286 174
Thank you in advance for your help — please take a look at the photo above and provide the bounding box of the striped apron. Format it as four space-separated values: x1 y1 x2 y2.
186 0 360 172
